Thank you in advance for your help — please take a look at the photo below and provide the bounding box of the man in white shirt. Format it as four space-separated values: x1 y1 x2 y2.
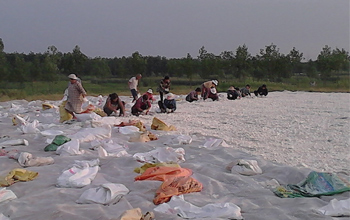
128 73 142 102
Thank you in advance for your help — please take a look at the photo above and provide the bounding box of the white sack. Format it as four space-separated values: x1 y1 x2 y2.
0 188 17 203
231 159 263 176
76 183 129 205
119 126 140 135
56 159 99 188
17 152 54 167
164 135 192 145
68 125 111 143
56 139 83 156
75 112 101 122
133 147 185 163
154 195 243 219
318 198 350 217
91 116 121 128
40 130 64 137
0 139 28 146
93 140 130 158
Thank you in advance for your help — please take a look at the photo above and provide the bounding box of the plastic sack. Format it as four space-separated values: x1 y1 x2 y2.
92 107 107 117
56 159 99 188
0 168 38 187
133 147 185 164
12 114 29 126
76 183 129 205
59 101 73 123
0 139 28 146
274 171 350 198
318 198 350 217
68 125 111 143
135 166 192 182
0 188 17 203
129 131 158 143
120 208 155 220
231 159 262 176
40 130 64 137
154 195 243 219
163 135 192 145
44 135 71 152
151 117 176 131
17 152 54 167
56 139 83 156
153 176 203 205
94 140 130 158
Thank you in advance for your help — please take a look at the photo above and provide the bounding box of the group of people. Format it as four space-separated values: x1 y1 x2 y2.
63 73 268 118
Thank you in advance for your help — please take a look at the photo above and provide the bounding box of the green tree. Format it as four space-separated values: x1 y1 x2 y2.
234 44 251 79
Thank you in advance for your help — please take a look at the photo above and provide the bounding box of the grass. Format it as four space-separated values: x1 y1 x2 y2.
0 76 349 102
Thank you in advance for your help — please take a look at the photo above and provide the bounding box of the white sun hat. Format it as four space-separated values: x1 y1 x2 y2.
147 89 153 94
68 74 78 80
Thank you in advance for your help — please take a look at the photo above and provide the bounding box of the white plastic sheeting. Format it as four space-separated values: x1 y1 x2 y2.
56 159 99 188
76 183 129 205
154 195 243 219
118 126 140 135
133 147 185 163
68 125 111 143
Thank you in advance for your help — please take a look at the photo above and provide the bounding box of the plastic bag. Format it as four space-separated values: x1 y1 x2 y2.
119 126 140 135
318 198 350 216
76 183 129 205
68 125 111 143
56 139 83 156
0 139 29 146
202 138 228 148
75 112 101 122
18 119 40 134
163 135 192 145
91 116 121 128
134 162 181 174
56 159 99 188
135 166 192 182
151 117 176 131
154 195 243 219
231 159 263 176
0 168 39 187
133 147 185 164
0 188 17 203
44 135 71 152
59 101 73 123
154 176 203 205
17 152 54 167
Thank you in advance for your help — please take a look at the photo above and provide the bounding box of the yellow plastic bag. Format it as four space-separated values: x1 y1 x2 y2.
0 168 38 187
93 107 107 117
59 101 73 123
42 103 54 110
151 117 176 131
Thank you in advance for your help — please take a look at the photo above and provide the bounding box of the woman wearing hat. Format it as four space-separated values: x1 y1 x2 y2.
143 88 156 103
201 80 218 100
65 73 87 117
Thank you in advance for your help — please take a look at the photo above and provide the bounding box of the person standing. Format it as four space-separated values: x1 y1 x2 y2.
157 76 171 102
201 80 218 100
65 73 87 117
128 73 142 102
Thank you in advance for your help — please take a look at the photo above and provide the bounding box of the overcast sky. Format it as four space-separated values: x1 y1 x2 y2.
1 0 349 60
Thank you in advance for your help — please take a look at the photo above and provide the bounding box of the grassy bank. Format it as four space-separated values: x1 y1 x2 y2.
0 76 348 102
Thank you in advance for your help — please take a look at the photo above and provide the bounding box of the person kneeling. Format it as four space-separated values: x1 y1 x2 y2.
227 86 241 100
103 93 125 116
131 94 151 116
186 87 201 102
158 93 176 113
254 84 268 96
208 87 219 101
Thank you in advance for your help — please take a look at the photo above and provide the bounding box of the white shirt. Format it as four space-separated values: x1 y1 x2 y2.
129 77 138 90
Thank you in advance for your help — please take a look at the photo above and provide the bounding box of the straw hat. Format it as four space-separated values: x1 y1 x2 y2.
68 74 78 80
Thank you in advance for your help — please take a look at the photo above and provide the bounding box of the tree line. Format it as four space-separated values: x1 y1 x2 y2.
0 38 348 83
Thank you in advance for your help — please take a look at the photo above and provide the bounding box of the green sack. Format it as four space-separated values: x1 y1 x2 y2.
44 135 71 151
274 171 350 198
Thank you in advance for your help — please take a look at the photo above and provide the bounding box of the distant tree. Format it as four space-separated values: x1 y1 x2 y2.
234 44 251 79
287 47 304 74
197 46 220 78
0 38 9 81
84 57 111 77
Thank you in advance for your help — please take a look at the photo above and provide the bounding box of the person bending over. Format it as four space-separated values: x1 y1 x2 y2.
227 86 240 100
103 93 125 116
65 74 87 118
240 84 251 97
157 76 171 102
131 94 151 116
254 84 268 96
201 80 218 100
185 87 201 102
158 93 177 113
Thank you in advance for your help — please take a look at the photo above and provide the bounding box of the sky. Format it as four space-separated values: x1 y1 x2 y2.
0 0 349 60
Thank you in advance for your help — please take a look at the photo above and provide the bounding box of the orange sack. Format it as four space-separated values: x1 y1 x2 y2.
135 166 192 182
153 176 203 205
